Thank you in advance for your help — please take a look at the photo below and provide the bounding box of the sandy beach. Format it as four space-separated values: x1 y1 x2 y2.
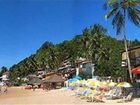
0 87 140 105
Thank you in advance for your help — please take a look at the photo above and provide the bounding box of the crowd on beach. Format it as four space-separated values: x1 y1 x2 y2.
66 78 140 103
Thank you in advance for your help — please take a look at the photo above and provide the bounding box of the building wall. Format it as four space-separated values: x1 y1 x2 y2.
122 52 127 61
122 48 140 60
122 48 140 67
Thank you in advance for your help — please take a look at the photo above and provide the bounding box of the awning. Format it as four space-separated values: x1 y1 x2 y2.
131 67 140 74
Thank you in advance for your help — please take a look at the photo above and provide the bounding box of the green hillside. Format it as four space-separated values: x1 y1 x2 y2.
8 24 140 82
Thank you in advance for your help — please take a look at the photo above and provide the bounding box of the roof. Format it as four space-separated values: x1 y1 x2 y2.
46 72 56 76
122 45 140 53
43 74 64 83
28 77 43 85
131 67 140 74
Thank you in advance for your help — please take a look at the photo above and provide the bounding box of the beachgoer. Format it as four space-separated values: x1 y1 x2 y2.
0 86 1 93
4 86 8 93
33 85 36 91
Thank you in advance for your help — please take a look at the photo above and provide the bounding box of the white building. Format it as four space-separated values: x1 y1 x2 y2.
1 71 9 81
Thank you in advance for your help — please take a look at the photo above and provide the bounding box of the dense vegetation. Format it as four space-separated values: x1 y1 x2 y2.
0 24 139 82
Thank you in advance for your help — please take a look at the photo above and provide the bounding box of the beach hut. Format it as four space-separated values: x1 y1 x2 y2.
28 77 43 88
43 74 64 89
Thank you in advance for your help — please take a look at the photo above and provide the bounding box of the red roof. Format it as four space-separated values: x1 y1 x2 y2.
131 67 140 74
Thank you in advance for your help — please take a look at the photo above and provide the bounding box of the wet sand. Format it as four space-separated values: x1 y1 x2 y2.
0 87 140 105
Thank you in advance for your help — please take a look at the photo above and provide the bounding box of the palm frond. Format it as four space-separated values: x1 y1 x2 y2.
105 8 118 19
107 0 118 5
128 7 140 26
112 10 124 28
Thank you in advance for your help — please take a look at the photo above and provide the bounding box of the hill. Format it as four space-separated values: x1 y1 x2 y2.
8 24 140 82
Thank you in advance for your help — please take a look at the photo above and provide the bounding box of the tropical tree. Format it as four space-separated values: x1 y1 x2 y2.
105 0 140 82
90 24 107 62
0 66 8 76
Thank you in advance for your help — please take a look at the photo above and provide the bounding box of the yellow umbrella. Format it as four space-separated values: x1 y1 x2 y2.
87 80 102 87
101 81 108 86
108 82 117 87
117 82 132 96
117 82 132 88
79 80 86 86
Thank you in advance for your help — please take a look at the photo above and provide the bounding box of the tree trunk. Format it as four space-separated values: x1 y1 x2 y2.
123 9 133 83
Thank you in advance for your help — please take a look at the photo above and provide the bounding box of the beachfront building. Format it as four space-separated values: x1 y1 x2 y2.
36 68 46 78
57 57 95 80
1 71 10 82
75 57 94 79
122 45 140 68
122 45 140 82
26 74 37 81
0 71 10 86
57 60 76 79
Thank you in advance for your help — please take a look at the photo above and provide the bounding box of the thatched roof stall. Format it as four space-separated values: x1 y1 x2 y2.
43 74 64 89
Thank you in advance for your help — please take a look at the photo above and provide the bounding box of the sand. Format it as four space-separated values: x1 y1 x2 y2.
0 87 140 105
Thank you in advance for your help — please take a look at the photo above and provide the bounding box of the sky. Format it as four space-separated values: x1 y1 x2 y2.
0 0 140 68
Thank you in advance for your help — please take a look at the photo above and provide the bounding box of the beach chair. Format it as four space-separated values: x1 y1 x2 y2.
80 90 92 100
106 88 122 99
105 89 114 97
87 91 105 103
112 88 122 99
117 92 133 103
75 90 88 97
106 88 116 99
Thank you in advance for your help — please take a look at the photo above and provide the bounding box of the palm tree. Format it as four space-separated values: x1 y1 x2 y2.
82 28 91 59
89 24 107 63
105 0 140 82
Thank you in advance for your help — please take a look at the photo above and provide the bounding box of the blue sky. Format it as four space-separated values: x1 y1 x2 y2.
0 0 140 68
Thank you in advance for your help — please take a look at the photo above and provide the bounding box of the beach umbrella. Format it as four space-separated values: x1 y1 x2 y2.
117 82 132 96
108 82 117 87
69 81 77 87
68 78 78 83
117 82 132 88
72 75 82 80
79 80 86 86
131 67 140 74
101 81 108 87
87 80 102 87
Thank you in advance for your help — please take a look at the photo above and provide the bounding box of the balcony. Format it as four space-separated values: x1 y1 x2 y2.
122 56 140 67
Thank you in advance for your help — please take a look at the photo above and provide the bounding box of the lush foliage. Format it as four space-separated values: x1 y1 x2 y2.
8 24 139 82
0 66 8 77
